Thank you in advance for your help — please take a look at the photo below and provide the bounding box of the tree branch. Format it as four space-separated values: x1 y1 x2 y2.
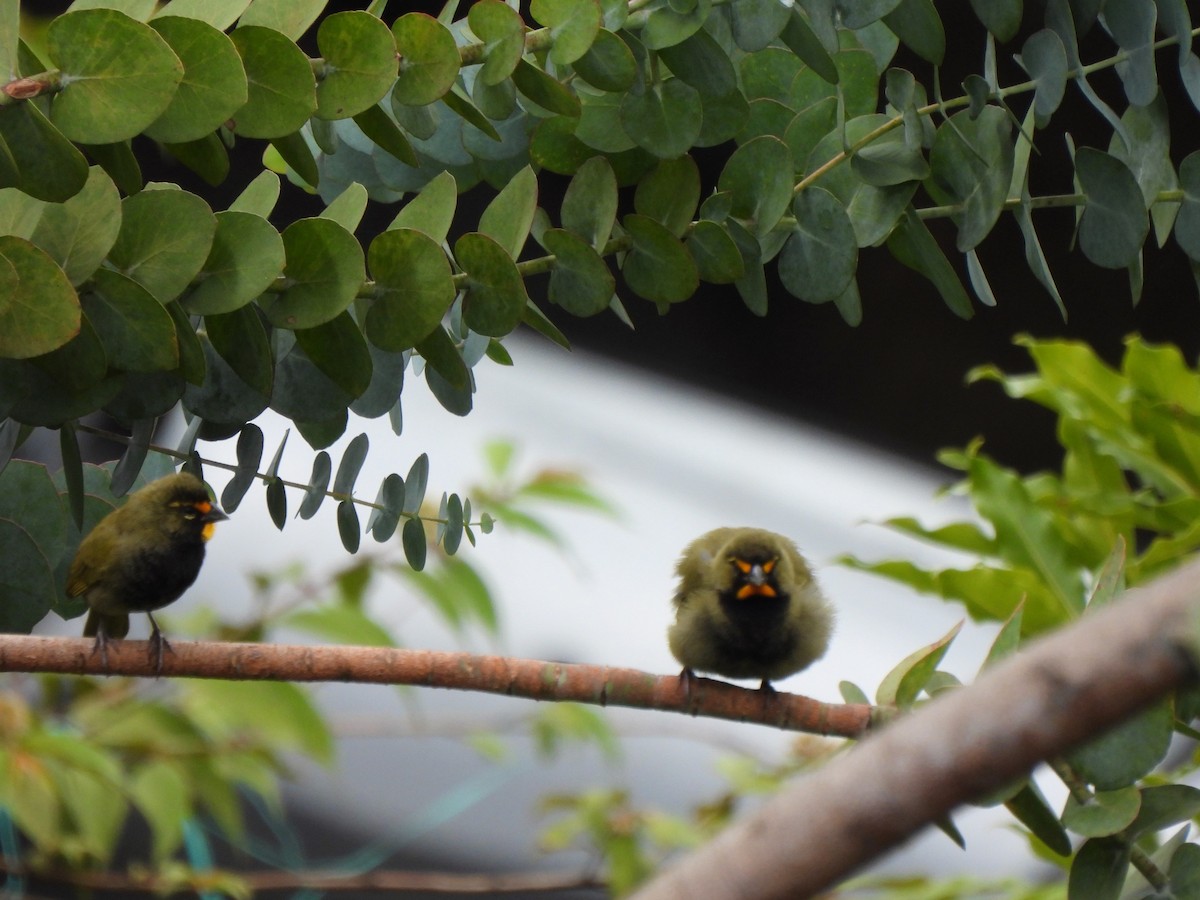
0 636 874 738
632 558 1200 900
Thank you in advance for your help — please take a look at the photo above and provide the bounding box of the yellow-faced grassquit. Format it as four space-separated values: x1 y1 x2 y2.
668 527 834 691
67 472 228 671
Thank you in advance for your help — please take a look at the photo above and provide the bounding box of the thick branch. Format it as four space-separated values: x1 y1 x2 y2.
0 636 873 738
633 558 1200 900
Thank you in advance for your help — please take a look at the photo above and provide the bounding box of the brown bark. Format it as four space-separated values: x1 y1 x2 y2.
0 635 874 737
632 558 1200 899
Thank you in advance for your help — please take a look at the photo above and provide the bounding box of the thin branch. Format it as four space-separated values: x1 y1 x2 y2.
0 636 875 738
633 557 1200 900
0 858 605 895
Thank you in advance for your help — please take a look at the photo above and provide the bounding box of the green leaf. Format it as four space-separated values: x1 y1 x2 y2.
298 450 331 520
143 16 247 143
966 451 1084 619
633 156 700 237
314 10 398 120
718 136 794 238
968 0 1021 42
658 28 737 98
1067 837 1129 900
731 0 789 51
0 104 89 203
480 165 538 259
1126 784 1200 839
882 0 944 66
107 188 217 304
1018 29 1068 127
352 104 418 167
46 8 183 143
511 58 582 117
181 680 333 764
0 236 81 359
620 213 698 304
333 432 369 498
235 0 325 39
686 220 745 284
1062 786 1141 838
543 228 615 316
295 312 373 400
573 28 638 92
367 472 404 542
403 452 429 516
402 515 427 570
874 620 961 707
779 187 857 303
286 602 395 646
365 228 455 351
927 106 1014 251
1076 147 1149 270
1068 700 1174 790
84 269 179 372
1103 0 1157 106
181 210 285 315
337 498 360 552
388 170 458 243
641 0 712 50
205 303 273 398
468 0 526 86
392 13 460 106
29 167 120 287
220 423 263 512
456 231 529 336
531 0 601 65
780 9 838 84
228 25 317 139
415 325 469 391
1002 782 1071 856
619 78 702 159
259 217 366 329
885 207 973 318
561 155 619 251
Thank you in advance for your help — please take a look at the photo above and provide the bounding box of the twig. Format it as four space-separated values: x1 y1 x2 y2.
0 636 874 738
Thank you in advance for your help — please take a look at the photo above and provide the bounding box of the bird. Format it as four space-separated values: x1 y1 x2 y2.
668 527 834 692
66 471 228 672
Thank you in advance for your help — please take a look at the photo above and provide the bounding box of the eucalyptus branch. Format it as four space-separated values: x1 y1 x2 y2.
72 424 478 529
0 635 876 738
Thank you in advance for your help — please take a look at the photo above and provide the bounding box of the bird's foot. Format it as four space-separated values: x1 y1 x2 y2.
89 632 113 672
679 668 700 714
147 614 173 676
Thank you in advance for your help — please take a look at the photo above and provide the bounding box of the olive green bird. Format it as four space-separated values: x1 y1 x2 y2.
668 527 834 691
67 472 228 672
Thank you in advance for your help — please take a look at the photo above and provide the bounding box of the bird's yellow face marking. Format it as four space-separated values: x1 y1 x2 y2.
170 499 221 541
731 556 779 599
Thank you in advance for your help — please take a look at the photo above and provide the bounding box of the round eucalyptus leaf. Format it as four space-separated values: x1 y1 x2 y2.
107 188 216 304
468 0 526 86
543 227 615 316
686 220 745 284
572 28 637 92
717 135 793 237
259 217 366 329
46 8 183 143
228 26 316 138
30 166 121 287
392 13 460 106
315 11 398 120
144 16 248 143
0 103 89 203
620 78 703 159
84 269 179 372
531 0 601 66
779 187 858 303
365 228 456 351
1076 147 1149 270
181 210 286 315
0 235 80 360
621 213 698 304
456 232 529 336
295 312 373 401
182 333 270 425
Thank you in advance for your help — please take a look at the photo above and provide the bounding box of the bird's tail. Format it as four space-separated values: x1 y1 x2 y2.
83 610 130 640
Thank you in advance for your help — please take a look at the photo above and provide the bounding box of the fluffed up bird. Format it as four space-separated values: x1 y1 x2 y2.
668 527 833 691
67 471 228 672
